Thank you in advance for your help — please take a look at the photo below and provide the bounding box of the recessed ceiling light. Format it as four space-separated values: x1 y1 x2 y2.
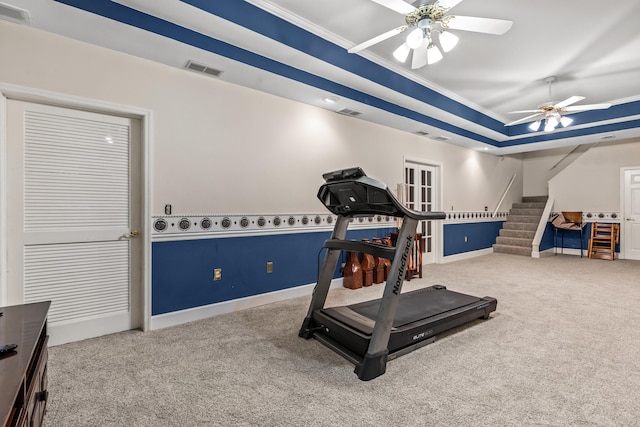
323 96 339 103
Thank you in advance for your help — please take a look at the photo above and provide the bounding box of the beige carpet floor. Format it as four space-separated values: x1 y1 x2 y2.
44 253 640 426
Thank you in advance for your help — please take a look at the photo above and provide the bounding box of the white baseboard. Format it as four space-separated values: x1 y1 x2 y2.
49 312 132 346
441 248 493 263
150 278 344 330
535 248 555 258
551 247 619 259
551 248 588 257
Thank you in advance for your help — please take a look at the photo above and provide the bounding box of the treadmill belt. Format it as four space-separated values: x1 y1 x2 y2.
347 287 481 328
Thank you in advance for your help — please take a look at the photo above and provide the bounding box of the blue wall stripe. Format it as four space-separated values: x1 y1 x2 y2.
54 0 501 146
541 222 620 254
153 220 624 316
443 221 503 256
53 0 639 148
182 0 506 134
501 118 640 147
152 228 395 315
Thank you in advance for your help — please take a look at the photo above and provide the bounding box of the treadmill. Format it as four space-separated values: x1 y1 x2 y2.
299 167 497 381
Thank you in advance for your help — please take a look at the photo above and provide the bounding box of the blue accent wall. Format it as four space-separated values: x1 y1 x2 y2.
152 227 395 315
443 221 504 256
540 223 556 251
541 222 621 254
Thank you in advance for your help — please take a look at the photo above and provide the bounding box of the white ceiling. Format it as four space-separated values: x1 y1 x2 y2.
3 0 640 155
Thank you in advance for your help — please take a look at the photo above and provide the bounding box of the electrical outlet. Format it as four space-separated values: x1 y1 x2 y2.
464 236 468 243
213 268 222 281
266 262 273 273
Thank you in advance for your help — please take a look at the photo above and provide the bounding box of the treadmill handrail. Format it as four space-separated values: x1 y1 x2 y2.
317 168 445 221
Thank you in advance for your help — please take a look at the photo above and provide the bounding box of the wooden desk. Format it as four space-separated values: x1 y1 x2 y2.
0 301 50 427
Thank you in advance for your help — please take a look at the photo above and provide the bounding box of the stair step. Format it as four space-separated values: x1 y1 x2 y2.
522 196 548 203
512 202 547 209
509 208 544 216
502 222 538 231
505 215 540 224
496 236 532 247
493 244 532 256
499 229 536 239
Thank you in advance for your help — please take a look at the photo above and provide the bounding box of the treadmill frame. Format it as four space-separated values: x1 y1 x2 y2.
298 168 495 381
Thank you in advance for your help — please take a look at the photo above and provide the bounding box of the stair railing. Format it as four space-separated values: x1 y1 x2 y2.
492 174 516 218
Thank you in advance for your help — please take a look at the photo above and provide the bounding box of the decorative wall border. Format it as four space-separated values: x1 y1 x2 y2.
151 213 397 239
550 211 622 222
151 210 511 240
443 211 508 223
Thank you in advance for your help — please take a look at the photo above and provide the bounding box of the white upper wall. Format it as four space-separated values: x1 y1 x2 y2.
522 146 573 197
0 21 523 216
549 140 640 212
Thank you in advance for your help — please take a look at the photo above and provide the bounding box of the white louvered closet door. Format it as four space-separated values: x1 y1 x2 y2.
7 101 141 345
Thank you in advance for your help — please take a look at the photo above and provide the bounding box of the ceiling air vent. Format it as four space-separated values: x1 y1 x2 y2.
185 60 223 78
431 136 451 141
0 2 31 24
336 108 363 117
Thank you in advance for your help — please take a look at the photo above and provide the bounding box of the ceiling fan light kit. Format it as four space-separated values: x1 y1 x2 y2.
506 76 612 132
348 1 611 132
348 0 513 70
392 42 411 62
439 30 459 52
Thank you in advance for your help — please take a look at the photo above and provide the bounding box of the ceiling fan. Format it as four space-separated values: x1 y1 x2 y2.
505 76 612 132
348 0 513 69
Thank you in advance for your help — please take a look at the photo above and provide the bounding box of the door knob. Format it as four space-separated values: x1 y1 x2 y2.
125 229 139 238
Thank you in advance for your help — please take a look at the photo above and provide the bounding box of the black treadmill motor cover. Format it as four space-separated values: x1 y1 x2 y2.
317 167 445 221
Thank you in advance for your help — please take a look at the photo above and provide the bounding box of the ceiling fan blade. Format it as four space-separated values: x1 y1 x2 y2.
505 113 544 127
507 109 543 114
562 103 612 112
554 96 585 108
348 26 408 53
437 0 464 10
446 16 513 35
411 43 428 69
370 0 416 14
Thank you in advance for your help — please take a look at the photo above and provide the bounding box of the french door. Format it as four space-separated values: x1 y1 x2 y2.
623 168 640 260
404 162 439 264
6 100 142 345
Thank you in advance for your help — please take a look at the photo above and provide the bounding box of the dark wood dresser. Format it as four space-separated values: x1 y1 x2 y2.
0 301 50 427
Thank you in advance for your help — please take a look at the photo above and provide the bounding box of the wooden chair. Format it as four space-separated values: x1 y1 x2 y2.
588 223 619 260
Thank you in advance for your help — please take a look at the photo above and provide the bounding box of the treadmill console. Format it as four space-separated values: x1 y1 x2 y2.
317 167 445 221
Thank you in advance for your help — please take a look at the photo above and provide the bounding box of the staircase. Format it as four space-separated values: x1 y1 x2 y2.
493 196 548 256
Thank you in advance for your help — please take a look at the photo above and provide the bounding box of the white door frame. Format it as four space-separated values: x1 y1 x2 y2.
0 83 152 332
620 166 640 260
403 156 444 264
